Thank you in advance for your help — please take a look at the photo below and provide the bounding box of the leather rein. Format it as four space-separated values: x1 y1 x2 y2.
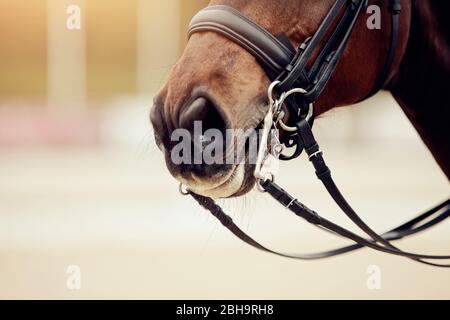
185 0 450 267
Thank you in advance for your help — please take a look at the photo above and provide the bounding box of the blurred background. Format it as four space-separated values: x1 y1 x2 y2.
0 0 449 299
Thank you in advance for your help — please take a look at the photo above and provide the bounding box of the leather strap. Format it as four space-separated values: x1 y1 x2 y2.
292 118 450 266
366 0 402 97
261 180 450 267
190 191 450 266
188 120 450 267
278 0 368 102
189 5 295 80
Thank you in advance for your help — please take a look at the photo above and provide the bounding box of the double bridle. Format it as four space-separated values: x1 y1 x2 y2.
184 0 450 267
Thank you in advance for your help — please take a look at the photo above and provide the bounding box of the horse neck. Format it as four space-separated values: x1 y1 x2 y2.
389 1 450 179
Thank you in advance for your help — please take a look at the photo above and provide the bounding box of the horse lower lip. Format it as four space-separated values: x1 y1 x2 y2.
186 164 245 198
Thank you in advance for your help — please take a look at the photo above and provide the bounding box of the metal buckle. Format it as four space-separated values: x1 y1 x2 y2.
179 183 190 196
276 87 314 133
254 82 315 188
254 81 279 183
286 198 297 209
256 173 274 193
308 150 323 160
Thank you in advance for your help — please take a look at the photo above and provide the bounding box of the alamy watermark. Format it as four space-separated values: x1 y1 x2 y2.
366 265 382 290
66 4 81 30
367 5 382 30
170 121 281 166
66 265 81 290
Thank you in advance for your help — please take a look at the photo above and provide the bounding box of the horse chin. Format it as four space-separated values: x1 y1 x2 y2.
179 165 246 199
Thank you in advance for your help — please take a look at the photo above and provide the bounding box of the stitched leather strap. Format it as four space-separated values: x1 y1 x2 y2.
190 191 450 266
261 179 450 267
189 5 295 80
278 0 367 103
294 118 450 266
366 0 402 97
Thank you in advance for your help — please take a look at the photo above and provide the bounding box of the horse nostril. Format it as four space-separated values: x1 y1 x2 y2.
179 97 209 131
177 96 228 174
178 96 227 134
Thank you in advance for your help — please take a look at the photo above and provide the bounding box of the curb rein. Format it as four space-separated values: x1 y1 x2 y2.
183 0 450 267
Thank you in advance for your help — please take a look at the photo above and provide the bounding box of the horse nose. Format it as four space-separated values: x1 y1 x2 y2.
178 96 227 133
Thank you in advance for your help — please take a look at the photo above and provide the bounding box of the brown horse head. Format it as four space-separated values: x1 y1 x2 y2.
150 0 411 198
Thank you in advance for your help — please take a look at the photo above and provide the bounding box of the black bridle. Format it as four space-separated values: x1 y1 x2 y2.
186 0 450 267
